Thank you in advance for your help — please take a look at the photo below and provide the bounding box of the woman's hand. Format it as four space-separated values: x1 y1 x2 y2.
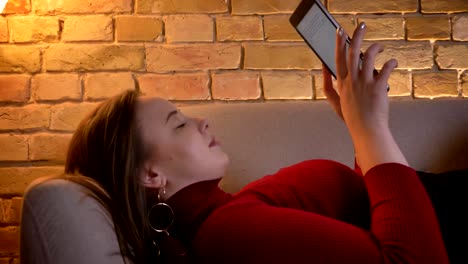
323 22 408 174
324 22 397 136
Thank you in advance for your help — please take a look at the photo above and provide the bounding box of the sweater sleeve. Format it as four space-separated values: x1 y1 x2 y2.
193 161 449 264
236 160 371 229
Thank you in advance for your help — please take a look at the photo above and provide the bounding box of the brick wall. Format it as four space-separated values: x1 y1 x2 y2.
0 0 467 261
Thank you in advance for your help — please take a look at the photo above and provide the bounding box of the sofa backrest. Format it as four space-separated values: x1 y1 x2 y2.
20 98 468 263
180 99 468 193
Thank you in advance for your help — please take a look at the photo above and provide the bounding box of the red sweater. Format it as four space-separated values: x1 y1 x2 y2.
167 160 449 264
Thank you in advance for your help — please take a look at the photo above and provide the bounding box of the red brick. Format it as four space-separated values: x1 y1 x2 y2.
216 16 263 41
34 0 132 14
335 16 356 38
212 71 261 100
0 198 22 225
313 70 411 99
436 44 468 69
0 135 28 161
165 15 213 43
357 17 404 40
263 15 302 42
137 0 227 14
0 104 50 130
232 0 301 15
329 0 417 13
421 0 468 14
0 258 10 264
138 73 210 100
146 44 241 72
0 227 19 255
29 133 72 162
0 199 4 222
2 0 30 14
0 18 7 42
453 15 468 41
45 45 145 72
62 15 113 42
8 16 59 43
413 71 458 98
406 16 450 40
462 71 468 98
262 71 312 99
313 72 337 100
50 103 98 131
84 73 135 100
116 16 163 42
244 43 321 70
0 75 31 103
362 41 433 69
0 46 41 73
32 74 81 102
387 71 411 97
8 198 22 225
0 166 63 196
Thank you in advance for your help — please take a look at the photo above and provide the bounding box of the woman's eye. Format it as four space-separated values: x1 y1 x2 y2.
176 123 186 129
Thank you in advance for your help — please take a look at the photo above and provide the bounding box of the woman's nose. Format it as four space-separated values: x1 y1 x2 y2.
198 118 209 132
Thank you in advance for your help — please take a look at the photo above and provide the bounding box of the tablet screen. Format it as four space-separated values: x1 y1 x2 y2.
296 4 338 76
292 0 389 90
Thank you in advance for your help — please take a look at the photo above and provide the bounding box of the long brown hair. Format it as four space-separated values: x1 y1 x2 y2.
65 90 154 263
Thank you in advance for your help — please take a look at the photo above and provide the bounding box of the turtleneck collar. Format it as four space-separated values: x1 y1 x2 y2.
166 179 232 244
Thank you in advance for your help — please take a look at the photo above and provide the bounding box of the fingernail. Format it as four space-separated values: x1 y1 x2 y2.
360 22 366 29
338 27 343 36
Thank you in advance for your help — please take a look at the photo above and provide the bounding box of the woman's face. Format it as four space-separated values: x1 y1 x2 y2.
136 97 229 198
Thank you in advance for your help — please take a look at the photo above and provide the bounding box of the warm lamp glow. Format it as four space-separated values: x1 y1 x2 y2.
0 0 8 13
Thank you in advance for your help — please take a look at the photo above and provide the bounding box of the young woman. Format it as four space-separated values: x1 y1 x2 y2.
62 24 449 263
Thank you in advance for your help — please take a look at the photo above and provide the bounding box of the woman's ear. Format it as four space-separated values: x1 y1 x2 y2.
140 165 164 189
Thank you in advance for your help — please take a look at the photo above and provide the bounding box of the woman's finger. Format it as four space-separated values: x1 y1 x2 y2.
361 43 384 81
376 59 398 88
335 27 348 80
348 22 366 78
322 65 343 119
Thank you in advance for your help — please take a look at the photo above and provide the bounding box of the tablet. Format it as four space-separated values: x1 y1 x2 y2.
290 0 388 91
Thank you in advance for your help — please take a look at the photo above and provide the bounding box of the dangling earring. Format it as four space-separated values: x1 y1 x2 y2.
147 186 175 236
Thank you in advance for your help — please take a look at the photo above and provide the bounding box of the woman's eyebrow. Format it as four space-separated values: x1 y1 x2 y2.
165 110 179 124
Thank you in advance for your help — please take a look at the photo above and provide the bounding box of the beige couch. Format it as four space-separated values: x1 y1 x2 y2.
20 99 468 263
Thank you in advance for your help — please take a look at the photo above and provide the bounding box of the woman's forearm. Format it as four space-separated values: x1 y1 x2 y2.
351 126 408 175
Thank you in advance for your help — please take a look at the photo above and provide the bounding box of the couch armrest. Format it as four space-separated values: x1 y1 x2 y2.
20 178 129 264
